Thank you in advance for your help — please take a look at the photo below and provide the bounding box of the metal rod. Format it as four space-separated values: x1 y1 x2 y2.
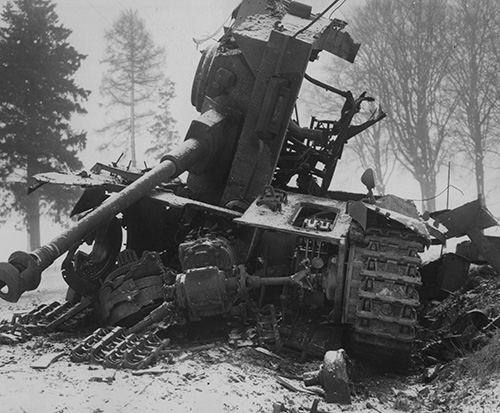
441 161 451 256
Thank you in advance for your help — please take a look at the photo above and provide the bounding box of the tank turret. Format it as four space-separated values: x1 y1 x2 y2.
0 0 362 302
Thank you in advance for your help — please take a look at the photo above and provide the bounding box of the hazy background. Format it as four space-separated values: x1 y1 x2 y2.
0 0 498 258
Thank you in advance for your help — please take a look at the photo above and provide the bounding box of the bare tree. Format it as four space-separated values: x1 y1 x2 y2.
350 119 396 195
449 0 500 202
100 9 164 167
347 58 397 196
352 0 457 210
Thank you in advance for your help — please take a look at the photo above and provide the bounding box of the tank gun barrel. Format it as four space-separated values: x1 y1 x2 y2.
0 137 207 303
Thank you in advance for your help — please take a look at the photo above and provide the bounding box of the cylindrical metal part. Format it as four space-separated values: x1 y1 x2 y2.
31 138 205 270
0 138 207 302
247 276 294 288
175 266 228 320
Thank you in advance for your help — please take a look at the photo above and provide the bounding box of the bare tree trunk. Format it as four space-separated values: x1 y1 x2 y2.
130 80 136 168
26 192 41 251
26 156 41 250
450 0 499 205
470 68 485 202
469 38 485 203
418 176 437 212
129 19 137 168
373 131 387 195
475 143 485 203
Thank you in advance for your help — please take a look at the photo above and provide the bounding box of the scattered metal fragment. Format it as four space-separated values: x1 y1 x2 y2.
304 350 351 404
161 343 217 356
272 399 330 413
89 370 116 384
276 376 316 395
254 347 282 360
131 366 168 376
71 327 170 369
0 321 31 344
0 359 16 368
30 351 66 369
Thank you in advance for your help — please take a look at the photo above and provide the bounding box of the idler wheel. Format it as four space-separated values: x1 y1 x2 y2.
0 251 42 303
62 217 122 296
0 262 23 303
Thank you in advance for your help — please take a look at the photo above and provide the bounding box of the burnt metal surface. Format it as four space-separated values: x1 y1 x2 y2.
99 251 167 326
419 253 471 302
235 192 351 242
433 199 498 238
359 201 430 241
432 200 500 273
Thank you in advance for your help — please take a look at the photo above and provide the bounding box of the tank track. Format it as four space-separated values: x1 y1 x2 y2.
346 227 424 367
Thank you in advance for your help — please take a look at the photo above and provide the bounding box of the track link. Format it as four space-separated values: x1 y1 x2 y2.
347 227 424 367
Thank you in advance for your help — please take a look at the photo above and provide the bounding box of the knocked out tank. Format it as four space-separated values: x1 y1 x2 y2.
0 0 433 366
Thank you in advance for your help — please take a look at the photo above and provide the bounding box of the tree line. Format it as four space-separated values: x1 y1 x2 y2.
0 0 177 250
310 0 499 211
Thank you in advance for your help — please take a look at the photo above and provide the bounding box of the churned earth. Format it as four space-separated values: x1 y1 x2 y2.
0 266 499 413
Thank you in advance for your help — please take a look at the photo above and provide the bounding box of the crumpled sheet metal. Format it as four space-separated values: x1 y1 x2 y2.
432 199 499 239
32 171 123 189
31 162 145 191
360 202 430 241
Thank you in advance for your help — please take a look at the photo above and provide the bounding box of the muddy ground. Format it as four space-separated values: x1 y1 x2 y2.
0 268 499 413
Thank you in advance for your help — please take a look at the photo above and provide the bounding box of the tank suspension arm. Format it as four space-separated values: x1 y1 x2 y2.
0 138 208 303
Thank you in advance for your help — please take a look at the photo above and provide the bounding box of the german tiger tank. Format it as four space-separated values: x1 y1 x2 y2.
0 0 448 367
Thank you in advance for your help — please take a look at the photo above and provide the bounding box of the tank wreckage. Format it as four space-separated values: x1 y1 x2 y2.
1 0 499 370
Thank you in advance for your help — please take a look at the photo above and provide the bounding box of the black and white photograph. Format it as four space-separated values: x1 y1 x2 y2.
0 0 499 411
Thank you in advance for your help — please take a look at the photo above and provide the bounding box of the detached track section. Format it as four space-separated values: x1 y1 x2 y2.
346 227 425 367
